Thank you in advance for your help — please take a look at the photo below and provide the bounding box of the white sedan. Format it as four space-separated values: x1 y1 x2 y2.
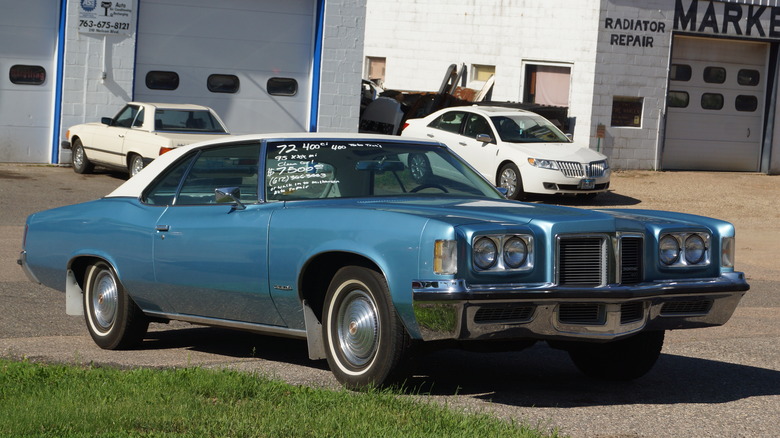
401 106 610 200
62 102 230 177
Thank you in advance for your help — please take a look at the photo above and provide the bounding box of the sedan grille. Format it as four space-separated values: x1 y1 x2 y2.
620 237 643 284
557 236 608 286
556 161 608 178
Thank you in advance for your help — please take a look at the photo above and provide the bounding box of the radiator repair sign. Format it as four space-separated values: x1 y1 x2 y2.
78 0 135 35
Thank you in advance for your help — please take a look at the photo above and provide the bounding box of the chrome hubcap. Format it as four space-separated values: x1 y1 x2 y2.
337 289 379 367
409 155 427 182
92 270 118 330
131 157 143 176
74 147 84 168
500 168 518 197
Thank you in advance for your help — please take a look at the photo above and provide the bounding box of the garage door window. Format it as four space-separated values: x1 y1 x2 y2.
9 65 46 85
208 74 240 93
738 69 760 86
667 91 689 108
735 95 758 112
146 71 179 90
669 64 691 81
701 93 724 110
267 78 297 96
703 67 726 84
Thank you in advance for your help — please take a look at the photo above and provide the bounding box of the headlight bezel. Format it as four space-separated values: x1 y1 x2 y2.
472 234 534 272
527 158 559 170
658 232 711 268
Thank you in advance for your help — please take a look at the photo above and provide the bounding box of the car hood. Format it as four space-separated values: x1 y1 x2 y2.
502 141 606 162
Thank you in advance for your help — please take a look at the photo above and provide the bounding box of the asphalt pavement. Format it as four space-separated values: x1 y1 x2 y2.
1 163 778 438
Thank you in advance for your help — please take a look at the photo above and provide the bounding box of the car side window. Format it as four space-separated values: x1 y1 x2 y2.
113 105 139 128
142 143 260 206
133 108 145 127
463 114 494 140
428 111 465 134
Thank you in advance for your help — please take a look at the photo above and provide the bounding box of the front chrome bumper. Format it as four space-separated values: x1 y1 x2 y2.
411 272 749 342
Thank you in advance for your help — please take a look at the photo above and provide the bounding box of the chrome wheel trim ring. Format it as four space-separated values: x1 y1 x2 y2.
73 146 84 168
92 270 118 330
500 168 518 198
130 156 144 176
336 289 379 368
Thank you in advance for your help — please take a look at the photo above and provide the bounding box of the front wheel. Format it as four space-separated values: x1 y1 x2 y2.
83 261 148 349
323 266 409 389
498 162 525 200
567 331 665 381
71 139 94 174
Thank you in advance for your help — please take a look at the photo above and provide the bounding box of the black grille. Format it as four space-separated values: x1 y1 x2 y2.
474 306 535 323
558 237 607 286
620 237 643 284
621 302 645 324
661 300 713 315
559 303 605 325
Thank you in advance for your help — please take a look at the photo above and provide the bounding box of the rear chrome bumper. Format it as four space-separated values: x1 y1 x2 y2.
17 251 41 284
411 271 749 342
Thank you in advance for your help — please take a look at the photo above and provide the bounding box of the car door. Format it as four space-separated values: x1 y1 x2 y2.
454 112 499 180
147 142 286 326
88 104 138 166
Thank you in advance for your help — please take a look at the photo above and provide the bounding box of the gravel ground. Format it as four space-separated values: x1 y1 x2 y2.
1 165 778 438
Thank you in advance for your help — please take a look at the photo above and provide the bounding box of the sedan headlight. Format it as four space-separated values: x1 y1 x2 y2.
659 232 710 267
527 158 559 170
472 234 533 271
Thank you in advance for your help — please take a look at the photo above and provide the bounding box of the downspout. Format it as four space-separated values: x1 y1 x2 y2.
51 0 68 164
309 0 326 132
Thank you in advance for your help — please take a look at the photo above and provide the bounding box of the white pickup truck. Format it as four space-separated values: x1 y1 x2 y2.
62 102 230 177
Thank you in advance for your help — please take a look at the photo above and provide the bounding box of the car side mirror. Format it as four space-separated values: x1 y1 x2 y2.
101 117 113 126
215 187 246 210
476 133 493 144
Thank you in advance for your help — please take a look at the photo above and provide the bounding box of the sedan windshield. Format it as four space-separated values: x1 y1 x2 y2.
490 114 569 143
265 140 503 201
154 109 227 133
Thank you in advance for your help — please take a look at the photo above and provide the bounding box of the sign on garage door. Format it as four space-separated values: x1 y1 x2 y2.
0 1 59 162
133 0 315 135
662 36 767 171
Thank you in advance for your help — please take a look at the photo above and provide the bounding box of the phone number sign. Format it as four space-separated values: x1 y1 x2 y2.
78 0 135 35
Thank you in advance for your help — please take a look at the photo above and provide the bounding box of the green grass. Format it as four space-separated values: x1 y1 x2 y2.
0 359 561 437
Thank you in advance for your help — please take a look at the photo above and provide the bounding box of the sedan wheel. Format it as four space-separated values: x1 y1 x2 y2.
71 139 94 174
499 162 525 200
323 266 409 389
83 261 148 350
129 154 144 177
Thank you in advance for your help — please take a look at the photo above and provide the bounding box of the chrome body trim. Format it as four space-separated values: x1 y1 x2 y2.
143 311 308 340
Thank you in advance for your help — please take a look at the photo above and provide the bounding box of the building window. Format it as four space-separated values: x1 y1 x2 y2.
701 93 724 110
738 69 760 86
611 96 643 127
669 64 692 81
146 71 179 90
366 57 386 83
735 95 758 112
523 64 571 107
267 77 297 96
9 65 46 85
472 64 495 82
667 91 689 108
703 67 726 84
208 74 240 93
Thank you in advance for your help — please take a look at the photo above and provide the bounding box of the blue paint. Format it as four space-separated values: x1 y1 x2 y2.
309 0 326 132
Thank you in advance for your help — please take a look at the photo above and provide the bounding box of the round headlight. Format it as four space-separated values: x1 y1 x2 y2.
473 237 498 270
503 237 528 269
684 234 706 264
659 234 680 265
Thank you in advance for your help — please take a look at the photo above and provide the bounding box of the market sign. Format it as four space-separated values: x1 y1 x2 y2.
78 0 135 35
674 0 780 39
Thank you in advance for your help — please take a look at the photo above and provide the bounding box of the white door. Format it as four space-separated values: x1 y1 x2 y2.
133 0 315 135
663 36 767 171
0 1 59 162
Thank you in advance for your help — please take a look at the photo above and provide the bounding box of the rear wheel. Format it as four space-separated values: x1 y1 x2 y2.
322 266 409 389
567 331 665 381
83 261 148 349
71 139 94 174
128 154 144 177
498 162 525 200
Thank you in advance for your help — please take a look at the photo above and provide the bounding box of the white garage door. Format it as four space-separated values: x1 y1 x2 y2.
662 36 767 171
134 0 315 134
0 1 59 162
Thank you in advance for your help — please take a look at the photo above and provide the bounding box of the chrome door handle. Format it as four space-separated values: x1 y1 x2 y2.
426 133 434 138
155 225 170 232
459 142 467 146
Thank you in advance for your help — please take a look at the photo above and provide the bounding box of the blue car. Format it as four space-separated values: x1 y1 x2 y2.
19 134 749 388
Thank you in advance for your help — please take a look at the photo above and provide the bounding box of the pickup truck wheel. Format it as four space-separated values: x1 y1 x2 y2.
567 331 665 381
323 266 409 389
128 154 144 177
498 163 526 200
83 261 148 350
71 139 94 174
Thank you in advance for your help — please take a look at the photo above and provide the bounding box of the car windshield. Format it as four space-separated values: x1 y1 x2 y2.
265 140 503 201
490 114 569 143
154 109 226 133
